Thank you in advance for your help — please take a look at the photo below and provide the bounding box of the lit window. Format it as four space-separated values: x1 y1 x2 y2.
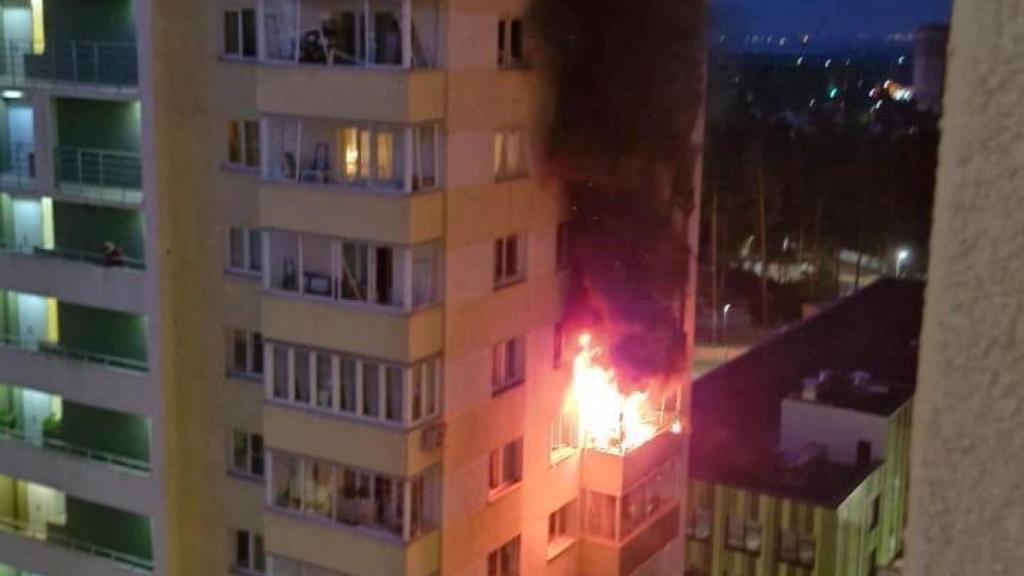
227 329 263 376
494 130 527 179
494 234 526 287
229 120 261 169
224 9 257 59
230 430 264 478
492 336 526 393
548 500 577 558
488 438 523 495
497 18 525 69
487 536 521 576
234 529 265 574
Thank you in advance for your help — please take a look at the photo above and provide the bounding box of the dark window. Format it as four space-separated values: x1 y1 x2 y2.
241 9 258 57
224 12 240 56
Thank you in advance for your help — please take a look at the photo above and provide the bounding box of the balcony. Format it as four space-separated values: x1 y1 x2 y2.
54 147 142 205
580 504 681 576
262 117 441 195
0 476 153 575
22 41 138 91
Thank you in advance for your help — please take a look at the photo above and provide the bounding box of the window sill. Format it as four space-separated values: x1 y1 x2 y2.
493 277 527 292
546 537 577 561
549 447 578 467
227 469 264 485
226 370 263 384
491 379 525 398
225 268 262 281
487 481 523 504
494 172 530 183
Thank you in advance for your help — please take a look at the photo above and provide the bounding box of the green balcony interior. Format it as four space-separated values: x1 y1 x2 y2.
0 290 148 368
0 474 153 566
56 98 139 153
0 383 151 466
53 201 144 261
0 193 145 262
41 0 135 43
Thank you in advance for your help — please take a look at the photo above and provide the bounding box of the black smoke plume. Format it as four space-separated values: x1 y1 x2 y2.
530 0 706 386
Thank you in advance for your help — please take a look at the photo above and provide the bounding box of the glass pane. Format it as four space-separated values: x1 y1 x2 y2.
385 365 403 422
376 130 394 183
268 230 300 292
232 330 248 372
424 360 437 416
505 235 519 278
232 430 249 471
341 357 357 413
363 363 380 417
224 12 240 56
272 453 300 510
235 530 250 567
302 235 334 298
249 230 263 271
253 534 265 572
374 10 402 65
251 434 264 476
242 9 258 57
341 242 369 301
303 460 333 518
411 367 423 421
229 228 245 269
375 246 395 306
273 346 289 399
294 349 311 404
316 353 333 408
252 333 264 374
244 121 261 168
228 121 242 164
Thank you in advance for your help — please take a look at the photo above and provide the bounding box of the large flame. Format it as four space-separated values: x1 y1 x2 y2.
572 333 658 454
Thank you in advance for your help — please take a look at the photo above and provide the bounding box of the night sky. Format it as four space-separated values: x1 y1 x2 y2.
713 0 953 39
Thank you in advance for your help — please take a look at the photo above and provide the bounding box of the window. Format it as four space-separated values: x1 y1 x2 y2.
228 329 264 376
230 430 264 478
553 323 565 368
266 340 441 425
497 18 524 68
269 451 439 540
493 234 525 287
229 120 261 169
224 9 257 58
549 411 577 463
583 490 616 540
725 515 762 554
548 500 577 558
488 438 523 495
556 221 571 269
869 495 881 530
228 228 263 275
492 336 526 393
487 536 521 576
779 530 799 563
234 529 265 574
494 130 527 179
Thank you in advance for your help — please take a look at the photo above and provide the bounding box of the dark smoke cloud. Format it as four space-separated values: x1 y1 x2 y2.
530 0 706 385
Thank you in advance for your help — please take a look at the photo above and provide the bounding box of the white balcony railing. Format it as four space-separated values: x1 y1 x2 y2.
0 332 148 374
0 239 145 270
0 424 150 474
54 146 143 204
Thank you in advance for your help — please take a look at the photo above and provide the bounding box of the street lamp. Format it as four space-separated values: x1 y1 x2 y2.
722 303 732 335
896 249 911 277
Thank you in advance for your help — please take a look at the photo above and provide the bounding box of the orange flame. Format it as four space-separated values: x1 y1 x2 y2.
572 333 658 454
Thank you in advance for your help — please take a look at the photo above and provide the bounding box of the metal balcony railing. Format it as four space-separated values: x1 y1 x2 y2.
0 142 36 189
0 332 148 373
0 239 145 270
0 514 153 572
0 40 140 88
55 146 143 203
0 424 151 474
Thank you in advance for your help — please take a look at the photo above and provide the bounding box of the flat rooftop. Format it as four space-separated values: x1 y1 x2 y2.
787 371 914 416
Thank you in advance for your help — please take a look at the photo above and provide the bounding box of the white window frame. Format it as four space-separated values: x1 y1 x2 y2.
549 410 578 464
494 129 527 180
265 340 441 427
229 119 262 169
234 528 266 574
228 328 264 377
487 535 521 576
229 429 265 479
547 500 577 560
488 438 523 498
493 233 526 287
223 8 258 59
492 336 526 393
228 227 264 276
497 17 524 69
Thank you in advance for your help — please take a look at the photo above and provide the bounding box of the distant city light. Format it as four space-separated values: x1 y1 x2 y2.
828 87 840 99
825 59 832 68
796 57 804 66
898 56 907 65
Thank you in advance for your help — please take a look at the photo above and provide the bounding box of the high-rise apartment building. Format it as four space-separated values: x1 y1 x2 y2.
0 1 699 576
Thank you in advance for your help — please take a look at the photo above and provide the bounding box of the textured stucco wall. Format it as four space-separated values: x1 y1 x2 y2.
908 2 1024 575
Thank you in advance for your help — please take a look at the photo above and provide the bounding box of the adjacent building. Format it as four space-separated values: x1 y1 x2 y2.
686 280 921 576
0 1 700 576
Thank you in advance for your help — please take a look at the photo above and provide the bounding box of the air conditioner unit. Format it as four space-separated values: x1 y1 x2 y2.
421 422 447 450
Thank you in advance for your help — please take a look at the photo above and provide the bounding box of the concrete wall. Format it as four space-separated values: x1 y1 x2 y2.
908 1 1024 575
779 400 889 465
